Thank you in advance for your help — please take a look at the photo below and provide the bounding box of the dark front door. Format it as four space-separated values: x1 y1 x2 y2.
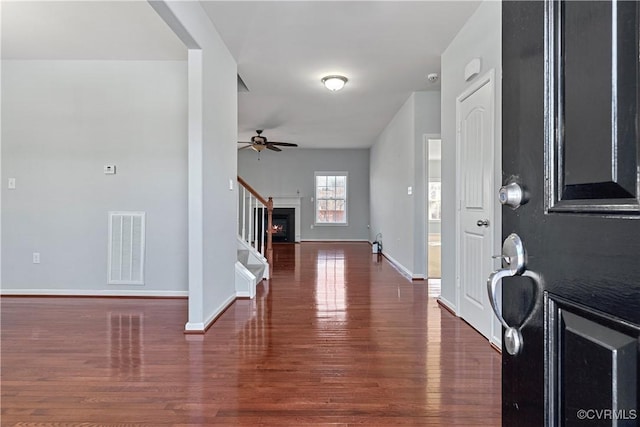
501 1 640 426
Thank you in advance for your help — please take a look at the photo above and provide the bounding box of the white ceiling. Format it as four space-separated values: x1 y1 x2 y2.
1 1 481 149
1 1 187 60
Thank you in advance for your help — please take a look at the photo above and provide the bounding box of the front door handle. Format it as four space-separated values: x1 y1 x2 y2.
487 233 527 356
488 269 523 356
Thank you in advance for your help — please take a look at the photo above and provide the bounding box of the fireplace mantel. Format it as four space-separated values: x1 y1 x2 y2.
271 197 301 242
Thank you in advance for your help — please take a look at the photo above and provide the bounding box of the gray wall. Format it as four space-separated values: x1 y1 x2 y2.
441 0 502 342
1 60 188 295
238 148 370 241
369 91 440 278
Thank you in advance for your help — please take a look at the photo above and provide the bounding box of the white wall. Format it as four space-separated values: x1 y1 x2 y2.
440 0 502 343
370 91 440 278
152 1 238 331
1 60 188 296
238 148 370 241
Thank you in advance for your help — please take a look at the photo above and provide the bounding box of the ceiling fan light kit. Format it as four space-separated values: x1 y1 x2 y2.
238 130 298 155
321 75 348 91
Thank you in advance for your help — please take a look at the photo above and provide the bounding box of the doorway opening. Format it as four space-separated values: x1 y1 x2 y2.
427 138 442 280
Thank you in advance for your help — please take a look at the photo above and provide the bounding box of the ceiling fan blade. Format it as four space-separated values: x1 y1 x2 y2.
238 141 253 144
238 144 253 150
266 145 282 152
268 142 298 147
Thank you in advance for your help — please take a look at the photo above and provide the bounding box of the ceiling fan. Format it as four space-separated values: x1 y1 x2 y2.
238 130 298 152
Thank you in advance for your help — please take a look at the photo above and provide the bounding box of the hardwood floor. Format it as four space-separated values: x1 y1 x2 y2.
1 242 501 426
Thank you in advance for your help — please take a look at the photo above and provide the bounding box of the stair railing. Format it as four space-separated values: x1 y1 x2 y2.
237 176 273 267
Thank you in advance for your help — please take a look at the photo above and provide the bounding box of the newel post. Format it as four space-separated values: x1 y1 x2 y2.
266 197 274 267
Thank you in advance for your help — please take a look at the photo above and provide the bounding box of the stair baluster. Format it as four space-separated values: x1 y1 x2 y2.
237 176 273 268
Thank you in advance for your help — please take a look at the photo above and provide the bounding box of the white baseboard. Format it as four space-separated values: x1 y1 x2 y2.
185 292 237 333
184 321 205 331
381 252 413 279
0 289 188 297
201 293 236 331
437 295 457 315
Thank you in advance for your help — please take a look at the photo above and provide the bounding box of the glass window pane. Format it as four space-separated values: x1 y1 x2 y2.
325 187 336 199
317 200 327 222
315 173 347 224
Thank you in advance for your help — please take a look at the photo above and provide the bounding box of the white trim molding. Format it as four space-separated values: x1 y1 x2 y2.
437 295 457 315
313 171 348 226
0 289 188 297
381 252 413 280
271 197 302 242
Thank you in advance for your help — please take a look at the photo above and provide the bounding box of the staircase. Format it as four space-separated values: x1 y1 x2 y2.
235 176 273 298
238 249 266 280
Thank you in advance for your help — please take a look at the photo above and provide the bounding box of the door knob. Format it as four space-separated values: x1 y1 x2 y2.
477 219 490 227
487 233 527 355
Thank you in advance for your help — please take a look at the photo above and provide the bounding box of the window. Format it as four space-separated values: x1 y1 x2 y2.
315 172 347 225
428 182 441 221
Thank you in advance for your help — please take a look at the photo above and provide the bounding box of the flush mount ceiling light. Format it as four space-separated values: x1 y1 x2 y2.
321 75 348 91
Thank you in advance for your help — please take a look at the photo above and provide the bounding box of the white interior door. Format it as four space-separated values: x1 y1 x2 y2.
456 72 495 339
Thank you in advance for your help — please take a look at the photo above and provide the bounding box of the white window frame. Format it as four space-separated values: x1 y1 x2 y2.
314 171 348 226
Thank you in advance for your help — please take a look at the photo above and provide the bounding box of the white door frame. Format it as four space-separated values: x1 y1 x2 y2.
454 68 502 347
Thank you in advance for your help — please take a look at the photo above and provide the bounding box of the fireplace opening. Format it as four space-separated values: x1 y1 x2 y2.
268 208 295 243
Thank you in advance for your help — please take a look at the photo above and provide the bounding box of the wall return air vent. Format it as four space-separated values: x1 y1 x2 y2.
108 211 146 285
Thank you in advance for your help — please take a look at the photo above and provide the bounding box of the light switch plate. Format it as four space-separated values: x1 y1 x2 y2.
407 186 413 195
8 178 16 189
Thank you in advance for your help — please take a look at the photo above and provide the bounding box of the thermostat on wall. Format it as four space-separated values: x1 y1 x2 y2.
104 164 116 175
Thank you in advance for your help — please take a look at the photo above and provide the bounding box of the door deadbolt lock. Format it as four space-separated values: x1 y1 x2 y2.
498 182 525 209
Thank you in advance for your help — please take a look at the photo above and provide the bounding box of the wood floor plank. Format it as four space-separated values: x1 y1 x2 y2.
1 242 500 426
